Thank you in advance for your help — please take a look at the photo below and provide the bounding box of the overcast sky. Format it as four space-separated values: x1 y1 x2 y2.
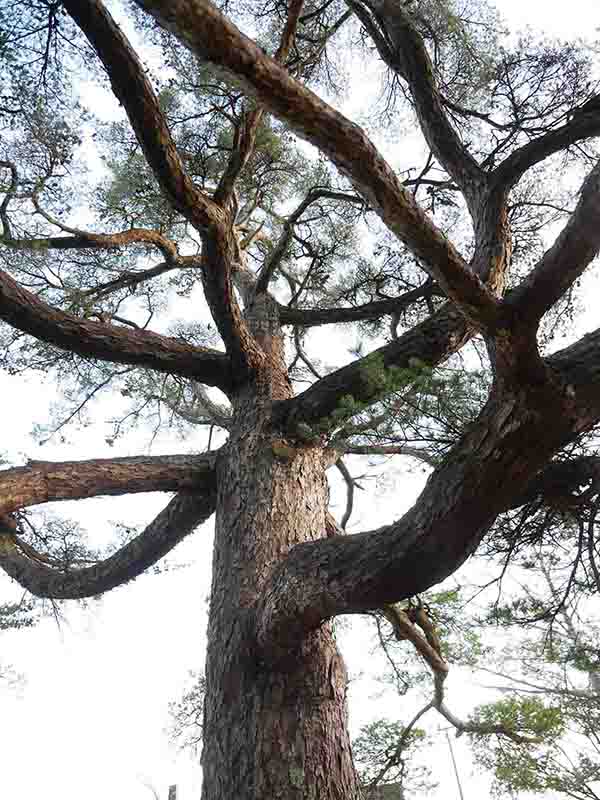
1 2 599 800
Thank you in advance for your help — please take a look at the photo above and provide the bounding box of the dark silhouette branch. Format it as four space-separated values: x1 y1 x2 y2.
0 266 232 391
348 0 484 203
257 188 364 296
507 160 600 324
0 490 216 599
278 282 441 326
493 98 600 191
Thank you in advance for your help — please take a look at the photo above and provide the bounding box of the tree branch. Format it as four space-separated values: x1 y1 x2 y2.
506 160 600 324
213 0 305 210
62 0 221 234
0 451 218 515
341 444 437 468
0 489 216 599
0 266 232 391
131 0 500 329
348 0 484 202
278 282 441 326
492 98 600 192
273 302 472 431
257 342 600 661
63 0 260 370
256 188 364 295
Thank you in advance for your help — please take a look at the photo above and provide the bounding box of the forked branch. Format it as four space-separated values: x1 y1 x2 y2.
131 0 500 330
507 160 600 324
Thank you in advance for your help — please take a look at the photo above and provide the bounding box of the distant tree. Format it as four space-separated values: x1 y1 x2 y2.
0 1 600 798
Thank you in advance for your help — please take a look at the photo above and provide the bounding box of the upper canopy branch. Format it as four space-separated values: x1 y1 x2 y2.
0 489 216 599
63 0 259 370
506 160 600 325
0 266 232 392
492 97 600 192
0 451 218 516
213 0 305 210
131 0 500 330
347 0 484 203
62 0 222 235
257 187 364 296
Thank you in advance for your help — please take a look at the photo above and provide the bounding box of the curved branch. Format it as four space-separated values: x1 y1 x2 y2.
257 352 600 661
256 188 364 296
132 0 500 329
2 223 180 262
334 458 355 530
62 0 220 234
492 98 600 192
80 255 203 302
63 1 260 369
0 451 218 515
348 0 483 201
506 160 600 324
0 266 232 391
0 489 216 599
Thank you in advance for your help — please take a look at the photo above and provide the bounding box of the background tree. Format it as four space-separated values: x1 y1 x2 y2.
0 0 599 798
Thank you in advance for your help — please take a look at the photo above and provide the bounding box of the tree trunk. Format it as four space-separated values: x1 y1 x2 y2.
201 379 361 800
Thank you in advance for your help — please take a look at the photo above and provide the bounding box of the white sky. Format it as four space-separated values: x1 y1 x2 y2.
1 2 600 799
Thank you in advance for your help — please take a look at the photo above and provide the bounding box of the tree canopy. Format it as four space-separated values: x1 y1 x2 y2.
0 0 599 797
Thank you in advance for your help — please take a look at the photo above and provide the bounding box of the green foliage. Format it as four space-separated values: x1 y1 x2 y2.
473 696 564 740
353 718 434 797
0 600 37 631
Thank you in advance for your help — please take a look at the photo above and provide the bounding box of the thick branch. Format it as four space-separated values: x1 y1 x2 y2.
63 1 258 368
1 225 179 262
506 160 600 324
0 451 218 515
257 341 600 660
132 0 500 329
348 0 483 201
62 0 221 233
493 98 600 191
273 302 472 431
0 490 216 599
0 267 232 391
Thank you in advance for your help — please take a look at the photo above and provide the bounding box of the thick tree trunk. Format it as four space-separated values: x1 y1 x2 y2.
201 381 361 800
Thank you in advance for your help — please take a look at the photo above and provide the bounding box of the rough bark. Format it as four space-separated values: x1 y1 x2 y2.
201 378 361 800
132 0 501 330
0 452 218 515
1 3 599 798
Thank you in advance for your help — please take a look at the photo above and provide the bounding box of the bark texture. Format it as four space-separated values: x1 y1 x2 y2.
2 2 600 799
201 382 361 800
